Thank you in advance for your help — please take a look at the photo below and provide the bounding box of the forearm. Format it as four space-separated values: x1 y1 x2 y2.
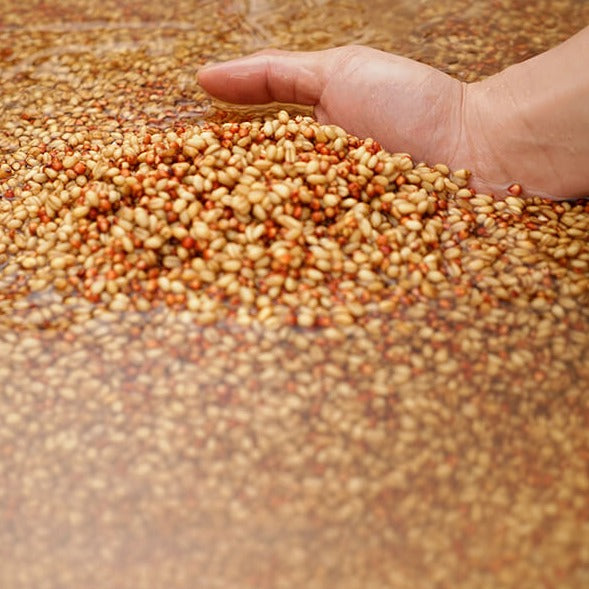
463 26 589 199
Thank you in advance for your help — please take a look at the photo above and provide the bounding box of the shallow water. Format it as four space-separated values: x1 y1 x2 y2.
1 1 589 589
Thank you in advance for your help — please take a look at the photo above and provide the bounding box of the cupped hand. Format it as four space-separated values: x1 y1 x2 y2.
198 46 469 180
198 38 589 200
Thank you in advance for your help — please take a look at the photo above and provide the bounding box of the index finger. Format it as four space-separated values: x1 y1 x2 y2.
197 49 334 105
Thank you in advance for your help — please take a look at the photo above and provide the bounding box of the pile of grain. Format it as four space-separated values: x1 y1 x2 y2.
2 112 588 331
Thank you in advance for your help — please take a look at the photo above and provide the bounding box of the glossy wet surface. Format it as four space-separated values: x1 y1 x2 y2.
1 2 589 588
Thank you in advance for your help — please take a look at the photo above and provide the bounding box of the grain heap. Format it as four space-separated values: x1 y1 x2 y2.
2 111 588 330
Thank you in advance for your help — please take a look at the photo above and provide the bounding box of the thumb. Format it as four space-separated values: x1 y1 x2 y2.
197 48 339 107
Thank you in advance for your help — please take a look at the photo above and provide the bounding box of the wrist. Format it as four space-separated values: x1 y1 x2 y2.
455 43 589 200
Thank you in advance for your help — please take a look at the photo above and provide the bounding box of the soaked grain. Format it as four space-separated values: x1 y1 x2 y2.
1 2 589 589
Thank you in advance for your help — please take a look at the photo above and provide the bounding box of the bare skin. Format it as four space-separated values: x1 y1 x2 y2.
198 26 589 200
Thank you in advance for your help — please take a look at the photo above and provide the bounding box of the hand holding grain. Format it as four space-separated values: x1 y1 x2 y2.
199 27 589 200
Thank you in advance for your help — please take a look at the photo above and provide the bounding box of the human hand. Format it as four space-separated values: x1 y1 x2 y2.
198 46 467 182
199 33 589 200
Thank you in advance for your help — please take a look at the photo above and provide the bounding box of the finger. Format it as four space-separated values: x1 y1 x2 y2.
197 49 336 105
